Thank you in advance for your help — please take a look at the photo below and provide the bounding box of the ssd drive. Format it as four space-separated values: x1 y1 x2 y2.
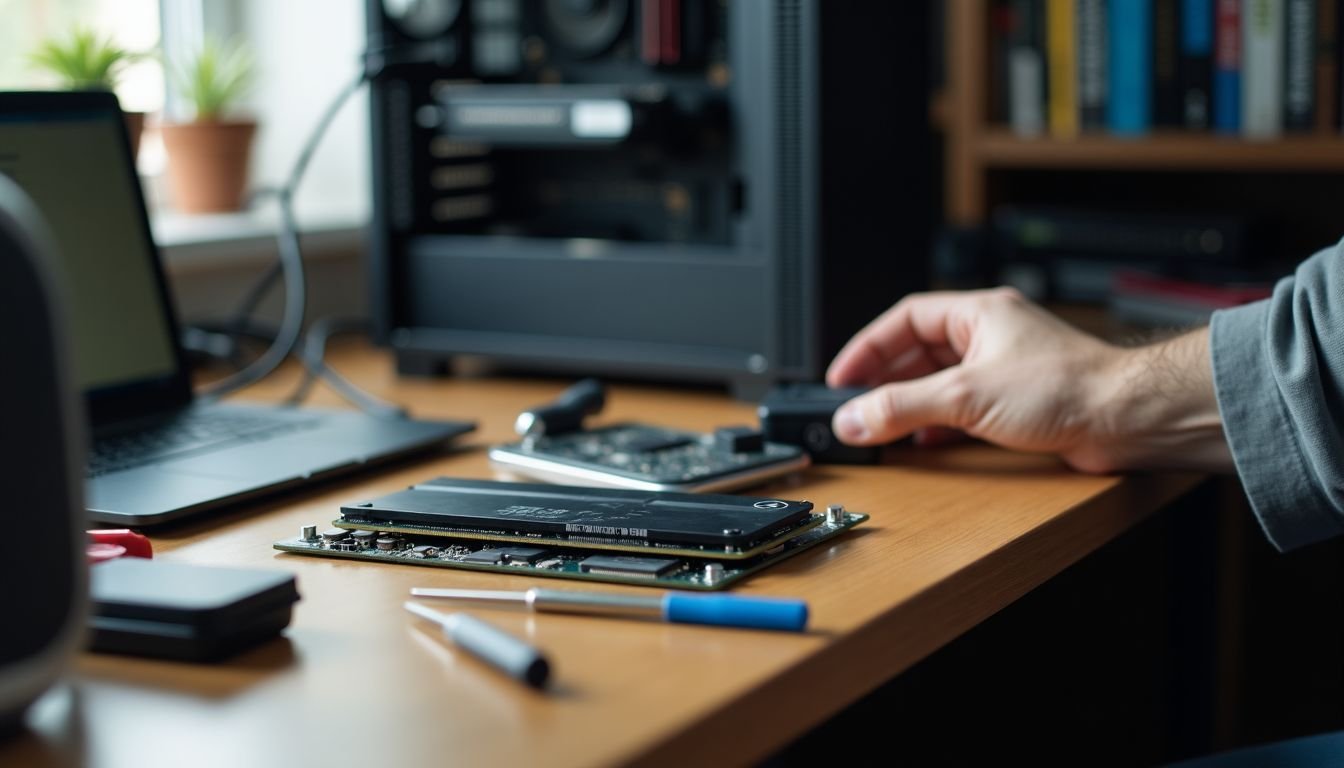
339 477 813 550
275 478 868 590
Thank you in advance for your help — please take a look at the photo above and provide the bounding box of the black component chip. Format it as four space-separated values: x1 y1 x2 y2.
623 434 695 454
461 549 505 565
578 555 684 578
341 478 813 549
497 547 551 564
714 425 764 454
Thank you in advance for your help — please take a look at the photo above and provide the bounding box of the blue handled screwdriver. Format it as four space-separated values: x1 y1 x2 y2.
409 586 809 632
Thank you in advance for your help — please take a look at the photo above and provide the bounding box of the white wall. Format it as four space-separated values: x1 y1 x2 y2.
237 0 370 222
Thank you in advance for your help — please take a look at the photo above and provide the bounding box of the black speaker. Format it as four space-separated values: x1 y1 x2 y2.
0 173 87 731
367 0 932 397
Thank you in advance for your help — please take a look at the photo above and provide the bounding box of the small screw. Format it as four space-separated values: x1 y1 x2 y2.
704 563 725 585
826 504 845 525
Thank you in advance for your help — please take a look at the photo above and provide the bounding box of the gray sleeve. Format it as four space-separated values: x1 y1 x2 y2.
1210 242 1344 552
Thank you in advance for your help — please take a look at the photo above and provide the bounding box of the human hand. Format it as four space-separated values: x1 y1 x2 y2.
826 288 1232 473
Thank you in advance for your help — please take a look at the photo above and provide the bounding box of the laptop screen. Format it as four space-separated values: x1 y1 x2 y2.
0 98 183 410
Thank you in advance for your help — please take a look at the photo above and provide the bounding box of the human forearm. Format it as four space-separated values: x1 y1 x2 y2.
1079 327 1234 473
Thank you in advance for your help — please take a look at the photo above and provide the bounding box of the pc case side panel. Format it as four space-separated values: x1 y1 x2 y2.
816 2 933 363
733 0 821 382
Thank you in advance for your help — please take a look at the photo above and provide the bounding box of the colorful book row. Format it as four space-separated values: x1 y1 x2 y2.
992 0 1340 137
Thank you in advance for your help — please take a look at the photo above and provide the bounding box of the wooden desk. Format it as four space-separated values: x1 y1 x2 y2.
4 346 1202 767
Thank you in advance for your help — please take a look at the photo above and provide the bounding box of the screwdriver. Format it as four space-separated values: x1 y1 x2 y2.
409 586 809 632
404 601 551 689
513 378 606 438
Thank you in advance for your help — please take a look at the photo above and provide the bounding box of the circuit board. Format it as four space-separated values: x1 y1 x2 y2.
273 509 867 590
489 422 810 492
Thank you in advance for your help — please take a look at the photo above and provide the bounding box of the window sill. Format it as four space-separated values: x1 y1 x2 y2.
151 203 368 274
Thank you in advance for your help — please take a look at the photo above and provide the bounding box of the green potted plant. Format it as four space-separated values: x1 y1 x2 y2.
161 39 256 213
29 26 147 159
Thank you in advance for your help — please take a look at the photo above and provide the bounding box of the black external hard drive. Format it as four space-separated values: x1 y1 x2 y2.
758 384 883 464
89 558 300 662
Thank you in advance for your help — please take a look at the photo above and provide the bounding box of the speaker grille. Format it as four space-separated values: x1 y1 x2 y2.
773 0 805 370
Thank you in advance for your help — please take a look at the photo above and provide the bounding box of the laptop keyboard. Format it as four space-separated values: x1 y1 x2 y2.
89 410 321 476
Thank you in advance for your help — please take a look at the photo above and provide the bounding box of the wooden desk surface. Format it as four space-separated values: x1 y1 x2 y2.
4 346 1201 768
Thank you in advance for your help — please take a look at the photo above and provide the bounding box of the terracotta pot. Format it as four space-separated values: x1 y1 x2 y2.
160 119 257 213
122 111 144 162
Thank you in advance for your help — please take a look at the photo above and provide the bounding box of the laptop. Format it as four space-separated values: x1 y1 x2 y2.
0 91 474 526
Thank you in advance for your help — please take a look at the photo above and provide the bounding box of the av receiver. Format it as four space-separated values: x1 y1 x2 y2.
367 0 931 397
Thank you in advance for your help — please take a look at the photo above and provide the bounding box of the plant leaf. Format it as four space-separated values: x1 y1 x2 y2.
28 26 141 90
169 38 255 121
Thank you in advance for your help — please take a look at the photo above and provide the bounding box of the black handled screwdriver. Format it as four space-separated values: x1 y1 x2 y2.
514 378 606 438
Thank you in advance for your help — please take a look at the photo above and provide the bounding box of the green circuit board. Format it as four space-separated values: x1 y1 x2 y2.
274 511 867 591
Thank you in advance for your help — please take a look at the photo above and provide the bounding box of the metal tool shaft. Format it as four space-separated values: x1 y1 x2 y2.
411 586 664 619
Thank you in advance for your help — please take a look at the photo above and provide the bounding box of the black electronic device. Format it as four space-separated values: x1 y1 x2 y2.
0 173 86 731
992 206 1264 303
490 379 809 491
366 0 932 397
0 91 475 526
758 383 882 464
88 559 300 662
274 477 867 590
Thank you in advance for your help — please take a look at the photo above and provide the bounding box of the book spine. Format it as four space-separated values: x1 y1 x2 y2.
1285 0 1317 130
1215 0 1243 131
1315 0 1337 132
1079 0 1110 129
1180 0 1215 128
1109 0 1154 134
1242 0 1285 137
991 0 1013 123
1009 0 1048 135
1155 0 1184 125
1048 0 1080 135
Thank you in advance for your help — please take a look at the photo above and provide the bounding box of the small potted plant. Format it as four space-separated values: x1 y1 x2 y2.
161 39 256 214
29 26 147 158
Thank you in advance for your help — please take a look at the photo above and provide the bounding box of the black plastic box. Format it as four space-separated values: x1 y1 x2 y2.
758 384 881 465
89 558 299 662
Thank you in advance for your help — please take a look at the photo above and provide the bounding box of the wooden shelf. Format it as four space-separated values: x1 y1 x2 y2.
977 129 1344 172
930 90 950 131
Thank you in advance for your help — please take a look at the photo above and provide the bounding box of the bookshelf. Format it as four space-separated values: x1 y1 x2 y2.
942 0 1344 238
978 130 1344 170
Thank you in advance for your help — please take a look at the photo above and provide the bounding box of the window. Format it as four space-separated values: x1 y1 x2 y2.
1 0 164 114
4 0 369 230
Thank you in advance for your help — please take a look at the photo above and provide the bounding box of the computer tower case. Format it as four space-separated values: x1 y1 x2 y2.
367 0 931 397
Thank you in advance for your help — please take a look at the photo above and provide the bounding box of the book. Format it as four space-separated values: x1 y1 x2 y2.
1214 0 1243 132
1242 0 1285 137
1180 0 1215 128
1154 0 1184 125
1109 270 1272 326
1048 0 1080 136
1109 0 1154 134
1078 0 1110 129
990 0 1013 124
1285 0 1317 130
1009 0 1048 136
